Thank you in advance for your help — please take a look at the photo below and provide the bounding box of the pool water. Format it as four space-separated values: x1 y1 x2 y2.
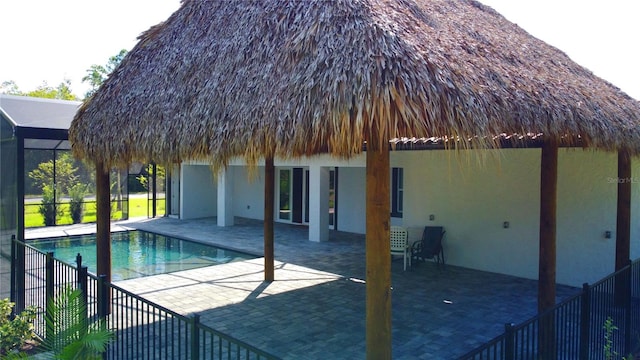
30 230 257 281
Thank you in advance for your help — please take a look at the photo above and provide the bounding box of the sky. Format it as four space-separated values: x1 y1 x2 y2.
0 0 182 98
1 0 639 100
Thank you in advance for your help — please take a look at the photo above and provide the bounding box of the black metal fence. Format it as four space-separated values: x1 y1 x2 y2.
459 259 640 360
11 238 280 360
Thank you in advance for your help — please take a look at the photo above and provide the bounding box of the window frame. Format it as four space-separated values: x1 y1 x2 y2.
391 167 403 218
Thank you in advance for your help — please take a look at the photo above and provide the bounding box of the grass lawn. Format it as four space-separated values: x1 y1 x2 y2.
24 196 166 228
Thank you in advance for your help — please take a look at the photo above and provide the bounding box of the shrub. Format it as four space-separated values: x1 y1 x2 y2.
603 317 635 360
39 184 61 226
0 299 38 356
67 184 87 224
43 287 113 359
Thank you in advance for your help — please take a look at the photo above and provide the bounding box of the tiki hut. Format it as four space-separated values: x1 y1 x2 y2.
70 0 640 357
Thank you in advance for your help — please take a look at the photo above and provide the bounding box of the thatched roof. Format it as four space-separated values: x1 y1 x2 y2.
70 0 640 169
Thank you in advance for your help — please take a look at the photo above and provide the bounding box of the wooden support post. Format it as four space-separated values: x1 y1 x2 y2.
365 137 391 360
96 162 111 284
538 140 558 312
615 150 631 271
538 140 558 359
615 151 632 307
264 156 275 282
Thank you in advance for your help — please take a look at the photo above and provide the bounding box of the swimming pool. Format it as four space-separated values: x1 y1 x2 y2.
29 230 257 281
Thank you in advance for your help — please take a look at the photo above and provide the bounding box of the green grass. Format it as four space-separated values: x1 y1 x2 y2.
24 196 166 228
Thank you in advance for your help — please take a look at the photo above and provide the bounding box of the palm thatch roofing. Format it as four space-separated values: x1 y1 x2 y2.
70 0 640 169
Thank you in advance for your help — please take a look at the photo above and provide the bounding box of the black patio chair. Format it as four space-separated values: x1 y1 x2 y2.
411 226 445 269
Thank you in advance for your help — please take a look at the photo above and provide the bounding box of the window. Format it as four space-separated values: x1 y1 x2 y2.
278 169 291 220
391 167 403 218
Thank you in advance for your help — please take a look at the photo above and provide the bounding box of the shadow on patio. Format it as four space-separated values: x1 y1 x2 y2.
27 217 578 359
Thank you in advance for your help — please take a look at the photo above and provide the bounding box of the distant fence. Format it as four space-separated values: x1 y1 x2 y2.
459 259 640 360
11 238 280 360
24 199 129 227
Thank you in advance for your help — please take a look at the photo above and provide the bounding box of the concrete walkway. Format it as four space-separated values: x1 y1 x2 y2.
26 217 579 359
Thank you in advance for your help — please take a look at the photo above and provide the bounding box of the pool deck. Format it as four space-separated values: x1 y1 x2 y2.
25 217 579 359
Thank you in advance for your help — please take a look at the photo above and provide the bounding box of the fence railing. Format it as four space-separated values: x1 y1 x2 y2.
459 259 640 360
11 238 280 360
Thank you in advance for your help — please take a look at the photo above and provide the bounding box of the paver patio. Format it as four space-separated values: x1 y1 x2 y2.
26 217 579 359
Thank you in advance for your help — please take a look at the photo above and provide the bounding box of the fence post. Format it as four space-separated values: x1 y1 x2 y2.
579 282 591 360
624 259 632 356
45 252 55 340
12 235 26 314
96 274 111 360
505 323 515 360
97 274 108 320
77 266 88 303
76 255 88 301
191 314 200 360
77 253 89 326
10 235 16 309
538 310 556 360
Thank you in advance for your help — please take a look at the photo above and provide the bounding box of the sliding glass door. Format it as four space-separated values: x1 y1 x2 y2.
279 167 337 228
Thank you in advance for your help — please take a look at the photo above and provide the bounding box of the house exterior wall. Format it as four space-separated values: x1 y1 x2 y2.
556 150 617 286
401 148 639 287
232 166 265 219
402 149 541 281
228 156 369 228
181 149 640 287
180 164 217 219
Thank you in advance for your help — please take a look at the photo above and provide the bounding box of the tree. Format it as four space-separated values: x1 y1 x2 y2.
39 184 62 226
0 80 20 95
28 152 79 195
135 165 166 192
27 80 78 100
68 184 88 224
82 49 127 98
28 153 80 226
0 79 79 101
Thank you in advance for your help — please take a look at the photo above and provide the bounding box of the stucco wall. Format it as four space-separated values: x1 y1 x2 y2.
182 150 640 287
402 149 540 281
556 150 618 286
232 166 265 220
400 148 639 287
180 165 217 219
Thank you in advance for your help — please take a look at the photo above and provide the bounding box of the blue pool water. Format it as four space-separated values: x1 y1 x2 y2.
30 230 257 281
